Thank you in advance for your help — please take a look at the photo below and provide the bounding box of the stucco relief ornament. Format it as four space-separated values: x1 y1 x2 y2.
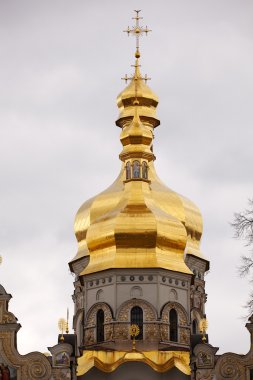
196 369 215 380
160 324 168 341
180 328 190 344
197 352 212 367
216 355 244 379
145 324 158 340
24 357 52 380
75 293 82 310
86 329 94 344
52 368 71 380
2 312 16 324
115 324 128 340
194 293 201 309
105 324 113 340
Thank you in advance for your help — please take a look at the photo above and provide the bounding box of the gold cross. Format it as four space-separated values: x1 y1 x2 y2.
121 70 151 84
124 10 151 59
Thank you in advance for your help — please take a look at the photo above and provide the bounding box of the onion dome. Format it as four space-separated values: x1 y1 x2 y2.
69 90 207 277
116 61 160 129
69 21 209 276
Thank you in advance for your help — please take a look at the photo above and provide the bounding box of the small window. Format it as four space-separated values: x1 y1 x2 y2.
126 161 131 180
132 160 140 178
96 309 104 342
131 306 143 340
142 161 148 179
169 309 178 342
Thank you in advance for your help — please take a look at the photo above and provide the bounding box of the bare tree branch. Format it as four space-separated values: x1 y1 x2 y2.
232 199 253 246
232 199 253 315
238 255 253 277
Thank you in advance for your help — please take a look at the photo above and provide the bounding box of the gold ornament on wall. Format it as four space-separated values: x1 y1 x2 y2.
199 318 208 343
130 324 140 351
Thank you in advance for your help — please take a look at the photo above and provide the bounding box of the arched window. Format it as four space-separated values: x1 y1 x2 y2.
132 160 140 178
126 161 131 180
192 319 197 334
169 309 178 342
96 309 104 342
131 306 143 340
142 161 148 179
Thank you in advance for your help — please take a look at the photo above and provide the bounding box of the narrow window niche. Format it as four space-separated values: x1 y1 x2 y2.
96 309 105 342
169 308 178 342
132 160 141 178
131 306 143 340
126 161 131 180
142 161 148 179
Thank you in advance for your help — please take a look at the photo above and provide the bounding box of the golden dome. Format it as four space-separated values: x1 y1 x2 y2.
116 60 160 129
70 162 205 275
69 75 208 275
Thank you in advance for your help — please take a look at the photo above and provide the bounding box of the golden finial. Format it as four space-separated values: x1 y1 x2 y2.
58 318 67 342
130 324 140 351
199 318 208 343
122 11 151 102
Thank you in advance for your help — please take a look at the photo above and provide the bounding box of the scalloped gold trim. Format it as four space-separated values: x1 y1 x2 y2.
77 350 190 376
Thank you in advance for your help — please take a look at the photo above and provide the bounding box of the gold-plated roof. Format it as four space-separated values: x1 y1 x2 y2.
77 350 190 376
70 157 205 275
119 109 154 162
69 10 208 275
116 62 160 128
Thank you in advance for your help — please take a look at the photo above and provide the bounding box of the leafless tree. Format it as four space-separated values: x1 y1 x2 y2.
232 199 253 313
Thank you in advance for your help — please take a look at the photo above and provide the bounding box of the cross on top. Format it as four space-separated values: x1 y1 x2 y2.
124 10 151 59
122 10 151 88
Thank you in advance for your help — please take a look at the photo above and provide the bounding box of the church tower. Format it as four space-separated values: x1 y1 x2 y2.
69 11 209 379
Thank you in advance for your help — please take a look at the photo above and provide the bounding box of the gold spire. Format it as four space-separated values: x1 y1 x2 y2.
123 10 151 60
122 10 151 102
117 11 159 128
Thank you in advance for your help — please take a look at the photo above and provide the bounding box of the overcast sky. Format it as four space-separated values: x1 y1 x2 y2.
0 0 252 355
